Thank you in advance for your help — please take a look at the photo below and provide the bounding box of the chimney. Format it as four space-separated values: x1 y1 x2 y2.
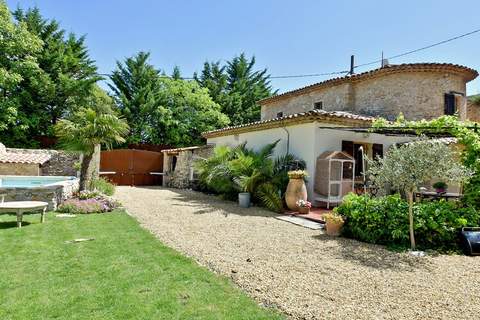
350 55 355 75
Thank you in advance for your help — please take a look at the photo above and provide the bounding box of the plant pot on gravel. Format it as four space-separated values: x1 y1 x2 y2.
286 170 308 211
323 212 344 236
238 192 251 208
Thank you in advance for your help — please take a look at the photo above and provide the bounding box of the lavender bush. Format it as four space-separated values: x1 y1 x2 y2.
58 194 120 214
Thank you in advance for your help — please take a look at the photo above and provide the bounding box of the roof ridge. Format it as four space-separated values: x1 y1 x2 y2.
260 63 478 105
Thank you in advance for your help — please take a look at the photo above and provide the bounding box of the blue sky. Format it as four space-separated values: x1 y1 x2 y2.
6 0 480 95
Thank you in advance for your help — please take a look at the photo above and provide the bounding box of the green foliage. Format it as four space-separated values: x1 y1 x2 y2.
195 141 305 212
110 52 230 146
432 181 448 190
367 139 470 193
194 53 275 125
366 137 470 249
336 193 480 251
55 107 128 190
373 115 480 209
91 177 116 196
0 1 43 140
0 5 99 147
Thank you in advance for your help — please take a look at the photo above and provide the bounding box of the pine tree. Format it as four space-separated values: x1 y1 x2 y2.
195 53 275 125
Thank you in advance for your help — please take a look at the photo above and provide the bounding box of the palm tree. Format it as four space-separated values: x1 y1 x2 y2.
55 108 129 191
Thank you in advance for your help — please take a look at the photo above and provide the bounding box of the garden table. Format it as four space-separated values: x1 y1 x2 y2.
0 201 48 228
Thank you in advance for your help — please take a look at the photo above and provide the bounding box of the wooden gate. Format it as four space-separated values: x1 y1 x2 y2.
100 149 164 186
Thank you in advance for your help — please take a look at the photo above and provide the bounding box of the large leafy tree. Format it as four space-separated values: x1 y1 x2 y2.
110 52 229 146
0 1 43 140
0 6 99 147
194 53 275 125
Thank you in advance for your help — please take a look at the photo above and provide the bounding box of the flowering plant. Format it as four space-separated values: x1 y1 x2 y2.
288 170 308 179
296 199 312 208
57 194 121 214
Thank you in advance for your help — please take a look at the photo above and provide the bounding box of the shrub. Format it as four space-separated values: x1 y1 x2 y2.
78 190 102 200
91 177 116 196
336 193 480 251
57 194 120 214
195 141 305 212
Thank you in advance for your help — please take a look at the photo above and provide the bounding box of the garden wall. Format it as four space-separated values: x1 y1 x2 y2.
5 148 80 176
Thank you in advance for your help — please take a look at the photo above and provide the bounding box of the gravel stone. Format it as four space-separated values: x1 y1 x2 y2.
116 186 480 320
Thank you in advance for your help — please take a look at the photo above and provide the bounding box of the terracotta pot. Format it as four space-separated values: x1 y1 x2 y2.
285 178 307 211
298 206 310 214
326 220 344 236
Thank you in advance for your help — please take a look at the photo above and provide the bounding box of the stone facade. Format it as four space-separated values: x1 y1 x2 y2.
5 148 80 176
163 146 214 189
261 64 476 121
466 100 480 122
0 178 79 210
0 163 40 175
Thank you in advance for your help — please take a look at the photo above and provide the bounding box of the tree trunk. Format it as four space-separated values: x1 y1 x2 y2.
79 152 93 191
407 190 416 250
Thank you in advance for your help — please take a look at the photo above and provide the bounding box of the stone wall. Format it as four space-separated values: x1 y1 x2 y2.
261 70 468 121
163 146 213 189
0 178 79 210
466 101 480 122
5 148 80 176
0 163 39 175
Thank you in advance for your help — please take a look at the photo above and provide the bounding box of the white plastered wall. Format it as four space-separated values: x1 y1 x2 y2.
207 122 417 201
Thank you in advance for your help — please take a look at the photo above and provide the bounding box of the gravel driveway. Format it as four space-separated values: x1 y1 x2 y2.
116 186 480 320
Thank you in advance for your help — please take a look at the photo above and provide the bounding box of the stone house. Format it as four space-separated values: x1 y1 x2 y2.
162 145 214 189
260 63 478 121
201 63 478 206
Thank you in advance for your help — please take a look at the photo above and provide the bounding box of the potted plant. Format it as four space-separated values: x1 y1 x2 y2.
296 199 312 214
432 181 448 194
323 212 344 236
286 170 308 211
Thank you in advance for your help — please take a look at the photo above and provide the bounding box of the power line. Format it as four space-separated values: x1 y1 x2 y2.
98 27 480 81
354 27 480 69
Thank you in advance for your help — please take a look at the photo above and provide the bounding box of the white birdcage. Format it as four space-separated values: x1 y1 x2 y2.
314 151 355 209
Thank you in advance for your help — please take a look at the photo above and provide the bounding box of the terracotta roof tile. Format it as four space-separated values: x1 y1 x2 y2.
260 63 478 105
202 109 375 138
0 152 51 164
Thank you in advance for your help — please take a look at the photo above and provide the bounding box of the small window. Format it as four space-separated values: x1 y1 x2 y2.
444 93 456 115
276 112 284 118
314 101 323 110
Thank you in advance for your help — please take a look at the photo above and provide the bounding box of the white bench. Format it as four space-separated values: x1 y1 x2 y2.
0 194 48 228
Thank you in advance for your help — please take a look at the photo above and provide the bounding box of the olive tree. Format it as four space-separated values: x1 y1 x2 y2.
367 139 471 250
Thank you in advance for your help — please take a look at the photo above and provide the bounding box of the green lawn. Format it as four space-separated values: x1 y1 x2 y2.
0 210 282 320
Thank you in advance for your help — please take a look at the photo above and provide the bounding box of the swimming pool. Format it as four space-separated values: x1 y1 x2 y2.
0 175 76 188
0 175 79 210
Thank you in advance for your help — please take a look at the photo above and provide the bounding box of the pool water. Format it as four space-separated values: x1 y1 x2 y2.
0 176 75 188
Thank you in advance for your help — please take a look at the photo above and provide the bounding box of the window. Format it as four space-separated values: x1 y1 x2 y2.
444 93 456 115
276 112 284 118
314 101 323 110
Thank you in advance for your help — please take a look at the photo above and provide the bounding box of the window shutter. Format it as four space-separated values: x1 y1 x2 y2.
372 143 383 160
444 93 456 115
342 140 354 157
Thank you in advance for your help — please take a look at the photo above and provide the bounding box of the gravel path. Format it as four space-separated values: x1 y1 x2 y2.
116 186 480 320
